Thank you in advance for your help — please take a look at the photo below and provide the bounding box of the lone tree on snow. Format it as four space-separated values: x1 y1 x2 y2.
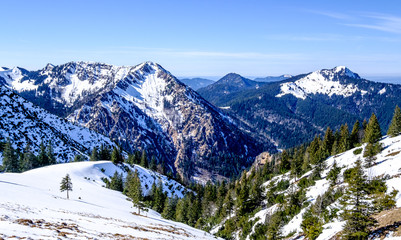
60 174 73 199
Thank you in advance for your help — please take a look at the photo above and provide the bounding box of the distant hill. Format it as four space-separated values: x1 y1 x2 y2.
253 74 293 82
179 77 215 90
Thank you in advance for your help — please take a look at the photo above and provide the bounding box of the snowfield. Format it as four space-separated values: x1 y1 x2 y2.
0 161 218 239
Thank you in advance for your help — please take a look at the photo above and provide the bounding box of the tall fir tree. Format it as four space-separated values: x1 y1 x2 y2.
90 147 99 161
2 138 19 172
161 196 178 220
140 150 148 168
60 174 73 199
338 124 350 153
364 113 382 144
341 159 376 239
20 143 37 172
350 120 361 147
46 142 56 165
125 170 143 214
37 141 49 167
111 146 123 164
387 105 401 137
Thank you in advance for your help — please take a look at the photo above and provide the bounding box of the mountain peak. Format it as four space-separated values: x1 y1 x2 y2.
276 66 363 100
321 66 360 79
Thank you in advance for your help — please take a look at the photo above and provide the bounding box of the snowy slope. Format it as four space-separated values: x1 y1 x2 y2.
0 84 114 161
276 66 363 99
243 135 401 240
0 161 217 239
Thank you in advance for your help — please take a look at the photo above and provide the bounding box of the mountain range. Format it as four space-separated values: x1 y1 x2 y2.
179 77 215 90
198 66 401 148
0 62 274 182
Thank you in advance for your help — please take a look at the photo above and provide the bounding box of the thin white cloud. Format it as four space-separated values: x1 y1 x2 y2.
345 14 401 34
307 10 352 20
311 10 401 34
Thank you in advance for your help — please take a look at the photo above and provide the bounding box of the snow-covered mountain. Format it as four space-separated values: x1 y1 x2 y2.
0 161 217 239
198 66 401 149
0 61 273 182
0 84 114 162
276 66 363 99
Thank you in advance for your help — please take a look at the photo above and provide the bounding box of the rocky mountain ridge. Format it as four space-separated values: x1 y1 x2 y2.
0 61 274 182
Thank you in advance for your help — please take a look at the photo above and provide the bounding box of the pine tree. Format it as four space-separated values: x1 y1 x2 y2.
125 170 143 214
99 144 111 160
387 105 401 137
161 196 178 220
338 124 350 153
321 127 334 158
73 154 85 162
46 142 56 165
37 141 48 167
153 181 166 212
364 113 382 144
111 146 123 164
341 159 376 239
2 138 19 172
175 197 189 223
20 143 37 172
140 150 148 168
60 174 73 199
109 171 124 192
90 147 99 161
150 156 157 171
350 120 361 147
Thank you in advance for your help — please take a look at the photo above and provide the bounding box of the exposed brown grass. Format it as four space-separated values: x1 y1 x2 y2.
372 207 401 238
385 151 401 157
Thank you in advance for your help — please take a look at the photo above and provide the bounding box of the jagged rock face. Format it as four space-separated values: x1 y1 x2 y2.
0 62 274 182
0 85 114 162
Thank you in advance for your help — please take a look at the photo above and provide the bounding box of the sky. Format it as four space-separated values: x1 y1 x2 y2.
1 0 401 79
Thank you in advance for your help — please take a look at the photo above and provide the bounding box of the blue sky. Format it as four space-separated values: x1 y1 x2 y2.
1 0 400 79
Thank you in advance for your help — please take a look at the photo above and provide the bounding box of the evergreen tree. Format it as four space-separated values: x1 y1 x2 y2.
341 159 376 239
2 138 19 172
301 207 323 240
125 170 143 214
150 156 157 171
326 161 341 186
46 142 56 165
90 147 99 161
111 146 123 164
60 174 73 199
153 181 166 212
37 141 48 167
161 196 178 220
279 150 290 173
350 120 361 147
321 127 334 158
364 113 382 144
20 143 37 172
338 124 350 153
387 105 401 137
140 150 148 168
175 197 189 223
73 154 85 162
109 171 124 192
99 144 111 160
